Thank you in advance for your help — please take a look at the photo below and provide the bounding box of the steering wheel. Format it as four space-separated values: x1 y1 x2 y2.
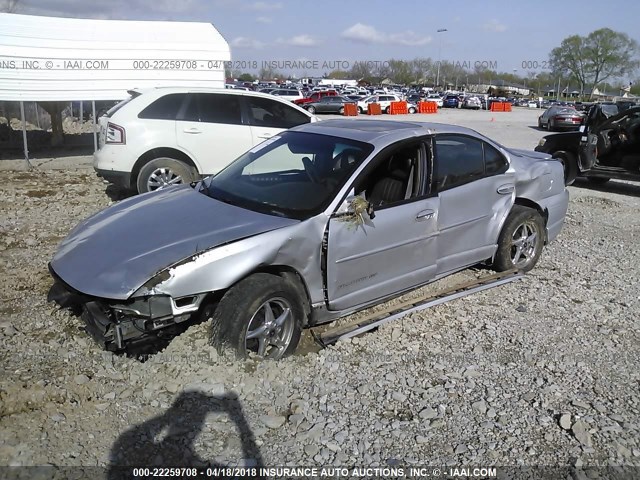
302 156 320 183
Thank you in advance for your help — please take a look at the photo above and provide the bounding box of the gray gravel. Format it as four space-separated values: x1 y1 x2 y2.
1 108 639 472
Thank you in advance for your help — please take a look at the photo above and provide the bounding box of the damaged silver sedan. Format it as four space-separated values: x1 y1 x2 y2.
49 120 569 359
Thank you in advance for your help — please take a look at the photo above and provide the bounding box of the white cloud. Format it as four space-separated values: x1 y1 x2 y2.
256 16 272 23
388 31 432 47
483 19 507 32
341 23 386 43
341 23 431 46
278 34 320 47
230 36 265 49
244 1 282 11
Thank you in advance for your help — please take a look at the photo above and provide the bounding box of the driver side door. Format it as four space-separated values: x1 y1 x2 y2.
325 139 439 311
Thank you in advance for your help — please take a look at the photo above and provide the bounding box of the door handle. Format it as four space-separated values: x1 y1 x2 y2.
497 184 515 195
257 133 273 139
183 128 202 134
416 209 435 220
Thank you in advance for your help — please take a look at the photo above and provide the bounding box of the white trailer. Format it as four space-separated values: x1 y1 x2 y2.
0 13 230 161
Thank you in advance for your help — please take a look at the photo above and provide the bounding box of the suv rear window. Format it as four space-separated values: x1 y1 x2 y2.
138 93 187 120
246 96 311 129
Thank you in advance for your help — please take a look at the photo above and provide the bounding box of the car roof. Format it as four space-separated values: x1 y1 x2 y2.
289 119 482 144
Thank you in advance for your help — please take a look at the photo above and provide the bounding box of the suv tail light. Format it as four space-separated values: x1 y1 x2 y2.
106 122 126 144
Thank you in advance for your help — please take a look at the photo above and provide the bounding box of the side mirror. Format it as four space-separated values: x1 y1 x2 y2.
335 193 375 226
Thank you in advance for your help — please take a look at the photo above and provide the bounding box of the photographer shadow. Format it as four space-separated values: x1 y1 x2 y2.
107 390 264 479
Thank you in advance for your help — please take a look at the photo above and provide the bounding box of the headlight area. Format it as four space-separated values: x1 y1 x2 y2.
48 267 208 354
81 293 204 353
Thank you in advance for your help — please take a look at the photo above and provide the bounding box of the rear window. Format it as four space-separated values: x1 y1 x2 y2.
138 93 187 120
104 92 141 118
246 96 311 129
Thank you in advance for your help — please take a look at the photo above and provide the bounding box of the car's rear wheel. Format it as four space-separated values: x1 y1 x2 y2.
136 157 198 194
306 106 316 114
358 107 364 114
587 176 611 185
493 205 545 273
209 273 303 360
547 119 554 131
338 106 345 115
538 117 543 128
408 107 416 114
385 106 391 114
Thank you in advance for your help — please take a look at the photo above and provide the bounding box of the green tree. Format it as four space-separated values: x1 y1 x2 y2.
550 28 639 98
237 73 255 82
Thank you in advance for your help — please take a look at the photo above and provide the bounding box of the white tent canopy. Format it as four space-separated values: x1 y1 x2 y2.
0 13 230 101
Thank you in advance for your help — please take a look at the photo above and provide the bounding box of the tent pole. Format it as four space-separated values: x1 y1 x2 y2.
92 100 97 152
20 101 32 169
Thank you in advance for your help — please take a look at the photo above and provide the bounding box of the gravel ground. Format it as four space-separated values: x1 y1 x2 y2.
1 108 639 476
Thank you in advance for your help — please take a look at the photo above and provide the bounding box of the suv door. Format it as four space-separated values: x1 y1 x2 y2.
175 93 251 175
326 140 439 310
433 134 514 275
244 95 312 144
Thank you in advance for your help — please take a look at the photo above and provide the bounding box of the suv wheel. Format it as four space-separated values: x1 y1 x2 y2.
136 157 198 194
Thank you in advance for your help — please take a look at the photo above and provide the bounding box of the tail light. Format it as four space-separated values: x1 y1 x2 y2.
106 122 126 144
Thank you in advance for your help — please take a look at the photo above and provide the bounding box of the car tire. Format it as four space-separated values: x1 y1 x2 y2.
136 157 198 194
358 107 364 114
547 119 554 131
587 176 611 185
552 151 579 186
385 106 391 114
209 273 303 360
493 205 545 273
338 106 345 115
306 106 316 114
408 107 416 114
538 118 543 128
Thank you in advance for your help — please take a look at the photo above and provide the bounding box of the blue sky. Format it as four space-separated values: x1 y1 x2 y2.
14 0 640 77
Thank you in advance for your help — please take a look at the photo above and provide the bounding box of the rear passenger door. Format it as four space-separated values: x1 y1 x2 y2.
433 134 514 275
244 95 312 144
175 93 252 175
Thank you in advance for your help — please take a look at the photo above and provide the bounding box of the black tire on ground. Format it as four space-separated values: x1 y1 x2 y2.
587 176 611 185
538 117 542 128
552 151 579 186
306 106 316 114
358 107 364 114
408 107 416 114
136 157 197 194
385 106 391 114
547 119 553 131
208 273 304 360
338 106 345 115
493 205 545 273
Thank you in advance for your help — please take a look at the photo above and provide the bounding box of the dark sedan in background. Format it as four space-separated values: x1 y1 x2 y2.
304 96 355 114
538 106 584 131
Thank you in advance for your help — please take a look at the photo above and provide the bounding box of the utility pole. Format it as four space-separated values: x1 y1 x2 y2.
435 28 447 91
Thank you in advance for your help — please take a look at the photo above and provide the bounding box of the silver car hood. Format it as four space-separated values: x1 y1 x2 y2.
50 186 297 300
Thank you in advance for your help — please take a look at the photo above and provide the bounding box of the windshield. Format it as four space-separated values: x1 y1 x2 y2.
205 131 374 219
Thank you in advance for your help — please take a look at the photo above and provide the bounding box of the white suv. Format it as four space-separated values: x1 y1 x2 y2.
94 87 317 193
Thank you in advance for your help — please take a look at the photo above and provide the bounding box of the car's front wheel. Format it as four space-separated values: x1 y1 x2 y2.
408 107 416 114
136 157 198 194
209 273 303 360
306 106 316 114
493 205 545 273
338 106 345 115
